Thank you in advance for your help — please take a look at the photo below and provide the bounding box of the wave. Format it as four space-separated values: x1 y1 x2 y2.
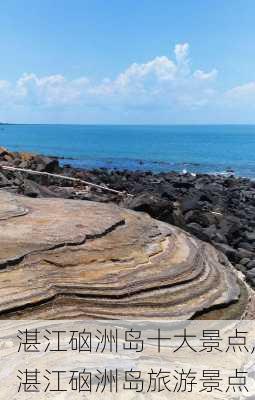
59 156 242 176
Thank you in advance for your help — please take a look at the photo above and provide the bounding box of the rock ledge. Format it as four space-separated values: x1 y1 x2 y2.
0 190 249 319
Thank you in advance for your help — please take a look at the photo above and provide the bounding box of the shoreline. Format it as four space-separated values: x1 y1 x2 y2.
59 157 248 181
1 146 255 290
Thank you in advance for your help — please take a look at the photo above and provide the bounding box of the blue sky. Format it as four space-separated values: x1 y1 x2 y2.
0 0 255 124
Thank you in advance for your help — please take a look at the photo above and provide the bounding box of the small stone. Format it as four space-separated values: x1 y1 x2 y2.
214 243 239 262
235 264 246 273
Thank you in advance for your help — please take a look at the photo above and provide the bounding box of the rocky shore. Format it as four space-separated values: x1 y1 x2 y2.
1 146 255 290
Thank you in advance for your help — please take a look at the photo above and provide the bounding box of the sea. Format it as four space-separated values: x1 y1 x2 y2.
1 124 255 178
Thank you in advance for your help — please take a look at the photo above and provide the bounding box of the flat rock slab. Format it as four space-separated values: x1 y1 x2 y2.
0 190 124 265
0 190 250 319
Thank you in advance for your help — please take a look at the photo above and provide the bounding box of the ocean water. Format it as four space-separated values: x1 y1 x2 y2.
1 124 255 177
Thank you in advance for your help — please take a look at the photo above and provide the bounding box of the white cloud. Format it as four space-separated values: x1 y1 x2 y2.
0 80 9 89
0 42 235 120
0 42 217 112
88 42 218 110
15 73 90 106
174 43 189 64
117 56 177 85
193 69 218 81
225 82 255 100
0 43 216 107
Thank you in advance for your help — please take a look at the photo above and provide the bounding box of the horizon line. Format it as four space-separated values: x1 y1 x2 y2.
2 123 255 127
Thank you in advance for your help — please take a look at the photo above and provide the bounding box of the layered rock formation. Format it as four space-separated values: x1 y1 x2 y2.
0 190 250 319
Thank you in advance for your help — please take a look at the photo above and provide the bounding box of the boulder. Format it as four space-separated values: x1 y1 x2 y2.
2 154 14 162
238 242 254 252
214 243 239 263
186 223 217 242
214 232 228 244
0 190 249 320
181 195 201 213
240 258 250 266
0 172 11 187
237 248 254 260
247 260 255 270
235 264 246 273
21 179 58 198
247 268 255 284
32 155 60 173
159 184 176 200
244 231 255 242
184 210 217 227
0 146 9 157
122 192 172 222
19 152 34 162
219 216 242 241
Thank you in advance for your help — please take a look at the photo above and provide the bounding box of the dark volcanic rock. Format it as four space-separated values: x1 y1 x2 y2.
214 243 240 263
32 156 59 173
181 195 201 212
246 268 255 287
122 192 173 223
184 210 218 227
238 242 254 252
21 179 59 198
247 268 255 278
238 248 254 260
214 232 228 244
247 260 255 270
0 172 11 187
244 231 255 242
218 216 242 241
240 258 250 266
186 223 211 242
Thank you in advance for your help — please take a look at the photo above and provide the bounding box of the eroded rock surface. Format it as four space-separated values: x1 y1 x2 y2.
0 190 250 319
